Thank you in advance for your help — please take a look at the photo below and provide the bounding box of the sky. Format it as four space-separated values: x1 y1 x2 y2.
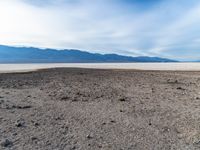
0 0 200 61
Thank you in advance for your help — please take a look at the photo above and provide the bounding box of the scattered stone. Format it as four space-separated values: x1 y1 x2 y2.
34 122 40 127
31 137 38 141
3 105 31 110
98 145 103 148
70 146 76 150
119 97 127 102
0 96 4 99
61 96 69 101
76 92 82 96
72 98 78 102
13 133 18 136
15 119 25 127
0 100 4 104
120 109 124 112
16 105 32 109
177 87 185 90
86 134 93 139
55 116 62 120
196 97 200 100
193 136 200 146
102 122 106 125
167 79 178 84
162 126 170 132
1 139 13 148
110 120 116 123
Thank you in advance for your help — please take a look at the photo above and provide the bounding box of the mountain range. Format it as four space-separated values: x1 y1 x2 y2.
0 45 177 63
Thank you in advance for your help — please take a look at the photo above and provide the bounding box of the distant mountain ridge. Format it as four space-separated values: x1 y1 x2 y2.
0 45 177 63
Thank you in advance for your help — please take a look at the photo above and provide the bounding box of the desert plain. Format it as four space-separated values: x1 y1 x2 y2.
0 68 200 150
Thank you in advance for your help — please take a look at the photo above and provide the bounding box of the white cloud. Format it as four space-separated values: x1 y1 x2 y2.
0 0 200 60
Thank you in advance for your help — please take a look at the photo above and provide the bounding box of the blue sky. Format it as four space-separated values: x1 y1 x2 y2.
0 0 200 60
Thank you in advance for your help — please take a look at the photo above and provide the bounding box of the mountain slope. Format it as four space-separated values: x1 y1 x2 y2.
0 45 177 63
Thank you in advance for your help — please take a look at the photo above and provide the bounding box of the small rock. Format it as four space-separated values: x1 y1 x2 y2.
72 98 78 102
162 126 170 132
1 139 13 148
110 120 116 123
86 134 93 139
0 100 4 104
167 79 178 84
98 145 103 148
31 137 38 141
55 116 62 120
119 97 127 102
34 122 40 127
193 138 200 145
15 119 25 127
177 87 185 90
61 96 69 101
70 146 76 150
13 133 18 136
16 105 32 109
102 122 106 125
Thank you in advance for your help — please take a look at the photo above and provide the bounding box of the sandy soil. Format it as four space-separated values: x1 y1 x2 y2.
0 68 200 150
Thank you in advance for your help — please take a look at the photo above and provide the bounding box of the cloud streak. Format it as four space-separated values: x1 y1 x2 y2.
0 0 200 60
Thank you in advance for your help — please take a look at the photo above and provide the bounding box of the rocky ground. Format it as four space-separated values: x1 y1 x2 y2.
0 68 200 150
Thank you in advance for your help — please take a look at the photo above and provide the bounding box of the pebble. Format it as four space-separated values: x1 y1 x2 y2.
31 137 38 141
86 134 93 139
34 122 40 127
61 96 69 101
1 139 13 148
119 97 127 102
110 120 116 123
120 109 124 112
177 87 185 90
15 119 25 127
16 105 32 109
0 100 4 104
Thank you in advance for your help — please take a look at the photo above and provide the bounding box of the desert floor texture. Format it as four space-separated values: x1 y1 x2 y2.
0 68 200 150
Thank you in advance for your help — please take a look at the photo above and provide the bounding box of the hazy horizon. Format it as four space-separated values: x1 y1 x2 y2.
2 63 200 73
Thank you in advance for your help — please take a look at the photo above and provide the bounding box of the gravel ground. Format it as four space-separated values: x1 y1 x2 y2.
0 68 200 150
